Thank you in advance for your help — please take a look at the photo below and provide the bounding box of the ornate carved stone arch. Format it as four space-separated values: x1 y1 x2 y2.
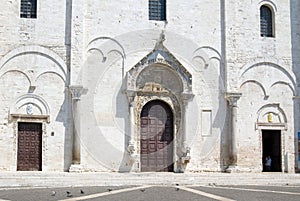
125 37 194 172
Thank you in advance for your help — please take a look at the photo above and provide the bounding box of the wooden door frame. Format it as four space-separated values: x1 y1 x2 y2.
257 125 285 173
262 129 282 172
135 97 179 172
10 115 49 171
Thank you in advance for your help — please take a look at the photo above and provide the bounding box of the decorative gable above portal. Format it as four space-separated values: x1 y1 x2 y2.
126 33 193 99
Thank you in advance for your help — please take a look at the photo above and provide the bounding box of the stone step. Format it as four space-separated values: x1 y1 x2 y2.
0 172 300 188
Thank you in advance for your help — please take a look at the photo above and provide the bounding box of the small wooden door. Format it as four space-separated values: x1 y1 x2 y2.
17 122 42 171
140 100 174 172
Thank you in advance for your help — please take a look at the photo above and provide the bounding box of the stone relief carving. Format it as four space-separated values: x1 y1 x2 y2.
26 103 33 115
127 41 192 94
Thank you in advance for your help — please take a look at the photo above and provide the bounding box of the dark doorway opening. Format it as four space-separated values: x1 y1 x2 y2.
140 100 174 172
262 130 281 172
17 122 42 171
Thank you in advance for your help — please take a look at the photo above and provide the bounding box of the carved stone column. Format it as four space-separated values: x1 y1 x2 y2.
128 101 135 155
69 85 87 166
226 92 242 172
126 91 136 156
179 93 194 171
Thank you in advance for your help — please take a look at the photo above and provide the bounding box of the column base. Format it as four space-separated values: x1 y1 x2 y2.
225 165 240 173
69 164 84 172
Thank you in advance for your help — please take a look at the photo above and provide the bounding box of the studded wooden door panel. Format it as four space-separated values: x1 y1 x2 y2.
17 122 42 171
140 100 174 172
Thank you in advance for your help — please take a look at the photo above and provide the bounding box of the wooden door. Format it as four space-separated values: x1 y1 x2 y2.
17 122 42 171
140 100 174 172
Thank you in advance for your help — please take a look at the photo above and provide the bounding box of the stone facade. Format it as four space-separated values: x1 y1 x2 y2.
0 0 299 173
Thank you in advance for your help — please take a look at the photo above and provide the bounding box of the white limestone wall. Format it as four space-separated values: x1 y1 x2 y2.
229 1 296 172
70 0 222 82
0 0 298 173
79 33 226 172
76 0 298 172
238 63 296 172
0 1 72 171
0 46 71 171
0 0 67 60
226 0 293 92
78 0 226 171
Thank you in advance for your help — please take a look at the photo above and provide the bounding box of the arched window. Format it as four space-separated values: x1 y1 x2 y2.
149 0 166 21
260 5 273 37
20 0 37 19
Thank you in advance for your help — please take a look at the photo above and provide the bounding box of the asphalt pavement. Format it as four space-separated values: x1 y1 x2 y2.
1 172 300 200
0 184 300 201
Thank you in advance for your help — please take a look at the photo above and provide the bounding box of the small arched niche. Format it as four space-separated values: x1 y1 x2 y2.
256 103 287 130
9 94 50 123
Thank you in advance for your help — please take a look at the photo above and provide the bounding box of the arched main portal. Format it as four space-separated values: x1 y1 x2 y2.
140 100 174 172
126 36 194 172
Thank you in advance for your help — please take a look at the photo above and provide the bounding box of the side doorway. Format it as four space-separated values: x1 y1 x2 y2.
17 122 42 171
262 130 281 172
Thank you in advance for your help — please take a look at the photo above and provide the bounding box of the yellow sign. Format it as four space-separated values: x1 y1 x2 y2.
267 113 272 123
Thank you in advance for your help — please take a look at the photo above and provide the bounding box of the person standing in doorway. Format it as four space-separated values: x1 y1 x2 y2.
265 156 272 171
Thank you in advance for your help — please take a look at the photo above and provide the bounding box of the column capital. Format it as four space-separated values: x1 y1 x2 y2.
125 90 136 103
226 92 242 106
69 85 88 100
181 93 194 104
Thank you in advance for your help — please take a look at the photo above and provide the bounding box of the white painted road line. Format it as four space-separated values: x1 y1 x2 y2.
204 185 300 196
176 186 236 201
59 185 153 201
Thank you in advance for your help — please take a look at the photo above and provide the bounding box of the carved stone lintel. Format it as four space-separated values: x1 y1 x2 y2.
69 85 88 100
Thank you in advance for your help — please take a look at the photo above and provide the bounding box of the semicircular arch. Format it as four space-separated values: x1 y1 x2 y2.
10 94 50 116
0 45 67 82
239 60 296 96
